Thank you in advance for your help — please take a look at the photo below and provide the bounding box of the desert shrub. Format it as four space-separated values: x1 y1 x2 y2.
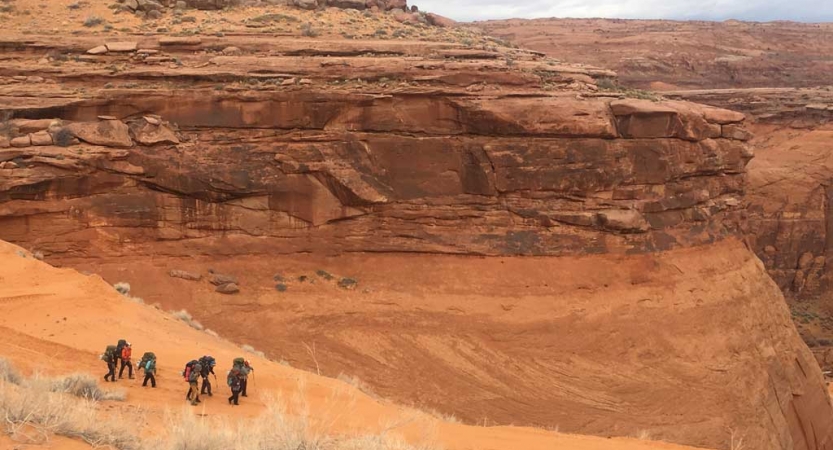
316 270 334 281
276 283 288 292
301 22 319 37
114 282 131 295
47 373 126 401
0 381 139 449
336 373 377 399
172 309 204 331
146 400 437 450
338 278 358 290
83 15 103 27
0 358 22 385
596 77 617 90
52 128 75 147
241 344 266 359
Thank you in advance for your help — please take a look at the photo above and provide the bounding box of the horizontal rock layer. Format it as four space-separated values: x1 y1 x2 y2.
0 90 751 257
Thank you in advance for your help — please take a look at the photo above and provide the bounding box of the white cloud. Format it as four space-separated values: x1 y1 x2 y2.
413 0 833 22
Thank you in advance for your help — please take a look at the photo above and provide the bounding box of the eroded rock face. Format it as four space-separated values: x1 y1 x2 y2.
0 93 752 258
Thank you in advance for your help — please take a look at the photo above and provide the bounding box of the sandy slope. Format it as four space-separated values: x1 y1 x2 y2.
0 239 706 450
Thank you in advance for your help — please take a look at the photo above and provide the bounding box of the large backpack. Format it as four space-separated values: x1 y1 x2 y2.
138 352 156 371
101 345 118 361
199 356 216 375
227 368 241 387
232 357 245 367
183 359 198 381
144 358 156 372
116 339 127 357
189 363 202 382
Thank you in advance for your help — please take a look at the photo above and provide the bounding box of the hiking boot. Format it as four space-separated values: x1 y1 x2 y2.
228 398 233 405
242 394 248 397
129 376 135 380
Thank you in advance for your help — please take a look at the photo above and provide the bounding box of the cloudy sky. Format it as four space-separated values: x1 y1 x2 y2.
415 0 833 22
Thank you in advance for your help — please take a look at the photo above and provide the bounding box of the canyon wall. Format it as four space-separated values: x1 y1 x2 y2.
1 91 751 258
0 24 831 450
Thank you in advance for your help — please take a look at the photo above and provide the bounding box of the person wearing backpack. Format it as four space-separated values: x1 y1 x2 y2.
240 359 254 397
141 356 157 388
227 367 242 406
118 342 134 380
115 339 127 369
185 360 203 406
199 355 217 397
102 345 118 382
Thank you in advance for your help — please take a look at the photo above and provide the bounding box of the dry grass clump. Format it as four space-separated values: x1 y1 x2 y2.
241 344 266 359
172 309 204 331
47 373 126 401
145 400 439 450
0 358 22 385
114 282 144 304
336 373 377 400
0 382 139 449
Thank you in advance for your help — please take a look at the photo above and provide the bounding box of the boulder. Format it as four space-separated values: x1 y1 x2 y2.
29 131 53 146
10 136 31 148
701 105 745 124
294 0 318 9
215 283 240 294
185 0 239 9
12 119 53 134
87 45 108 55
327 0 365 8
379 0 406 10
105 42 138 52
159 36 202 45
66 120 133 148
221 46 242 55
146 9 163 19
722 124 753 141
391 9 419 24
169 269 202 281
209 273 239 286
128 119 180 145
136 0 164 10
426 12 456 28
0 136 9 148
124 0 140 10
610 99 714 141
597 209 650 233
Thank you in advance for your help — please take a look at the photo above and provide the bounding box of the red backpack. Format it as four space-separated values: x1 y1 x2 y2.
183 360 198 381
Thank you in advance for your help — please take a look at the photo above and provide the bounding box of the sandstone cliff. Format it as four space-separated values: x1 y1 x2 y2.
0 6 831 450
0 36 750 258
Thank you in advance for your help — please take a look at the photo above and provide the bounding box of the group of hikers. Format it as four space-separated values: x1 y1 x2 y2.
102 340 255 406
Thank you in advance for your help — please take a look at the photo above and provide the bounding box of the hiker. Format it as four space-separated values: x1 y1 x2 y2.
241 359 254 397
199 355 217 397
102 344 118 382
227 366 242 406
231 357 248 397
141 354 157 388
118 342 134 379
115 339 128 369
184 360 203 406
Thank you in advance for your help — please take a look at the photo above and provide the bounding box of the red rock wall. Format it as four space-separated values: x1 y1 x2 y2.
0 91 752 258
